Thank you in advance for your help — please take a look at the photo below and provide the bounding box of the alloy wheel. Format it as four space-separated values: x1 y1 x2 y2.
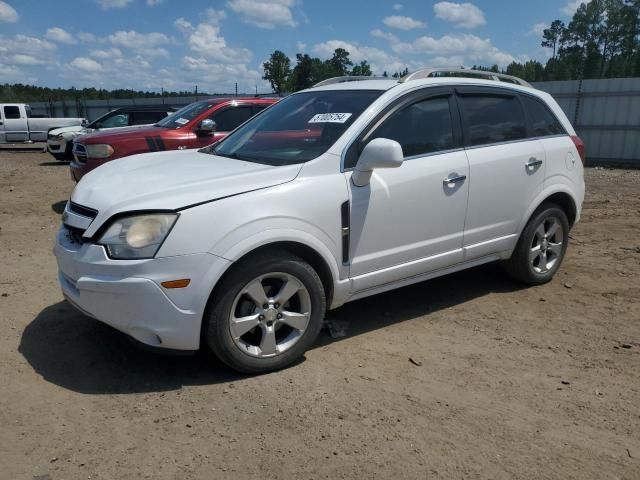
529 216 564 274
229 272 311 358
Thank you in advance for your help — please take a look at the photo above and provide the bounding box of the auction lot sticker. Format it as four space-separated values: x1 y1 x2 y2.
308 113 352 124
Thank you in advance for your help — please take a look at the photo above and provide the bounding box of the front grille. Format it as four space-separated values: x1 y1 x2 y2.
62 202 97 244
69 201 98 220
65 225 89 244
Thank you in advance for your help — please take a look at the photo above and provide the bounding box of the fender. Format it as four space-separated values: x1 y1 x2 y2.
214 228 351 309
518 181 581 235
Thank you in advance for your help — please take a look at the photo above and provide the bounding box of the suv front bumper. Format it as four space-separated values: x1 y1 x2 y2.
53 225 230 351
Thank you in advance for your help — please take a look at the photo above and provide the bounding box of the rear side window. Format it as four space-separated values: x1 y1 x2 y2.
460 95 526 146
521 95 565 137
367 96 454 158
130 111 169 126
4 106 21 119
211 106 254 131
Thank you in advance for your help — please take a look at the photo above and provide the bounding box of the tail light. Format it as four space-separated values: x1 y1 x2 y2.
571 135 586 166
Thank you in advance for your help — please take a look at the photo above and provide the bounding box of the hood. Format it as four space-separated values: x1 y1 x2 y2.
77 125 164 144
72 149 302 236
49 125 85 136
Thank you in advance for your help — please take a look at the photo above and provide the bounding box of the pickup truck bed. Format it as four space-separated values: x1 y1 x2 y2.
0 103 85 144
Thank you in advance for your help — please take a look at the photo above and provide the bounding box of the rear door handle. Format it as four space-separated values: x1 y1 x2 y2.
443 174 467 186
526 157 543 170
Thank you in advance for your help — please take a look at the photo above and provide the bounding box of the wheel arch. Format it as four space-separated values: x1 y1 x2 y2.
208 231 343 312
520 187 579 234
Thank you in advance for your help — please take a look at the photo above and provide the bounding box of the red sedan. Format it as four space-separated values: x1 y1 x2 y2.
70 97 278 181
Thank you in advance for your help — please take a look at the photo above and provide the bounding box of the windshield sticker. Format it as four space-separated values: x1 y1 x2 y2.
308 113 352 124
175 118 189 125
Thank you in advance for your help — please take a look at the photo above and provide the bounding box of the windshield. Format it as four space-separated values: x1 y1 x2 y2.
88 110 116 129
208 90 383 166
155 101 213 129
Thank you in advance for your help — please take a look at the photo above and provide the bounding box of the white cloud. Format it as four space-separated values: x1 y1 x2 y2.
97 0 133 9
561 0 586 15
45 27 77 45
180 56 261 89
173 17 194 34
188 23 251 63
393 3 403 10
77 32 97 43
227 0 296 29
0 34 57 67
9 54 48 65
90 48 123 59
70 57 103 72
433 2 486 29
530 22 547 36
147 0 164 5
393 33 515 68
0 64 35 83
383 15 425 31
109 30 170 49
370 29 399 43
0 1 18 23
205 8 227 24
296 41 307 51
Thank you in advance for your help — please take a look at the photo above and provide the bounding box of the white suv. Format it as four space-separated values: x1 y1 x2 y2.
54 69 586 373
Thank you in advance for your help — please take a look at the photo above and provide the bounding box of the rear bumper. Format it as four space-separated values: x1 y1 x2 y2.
54 226 231 351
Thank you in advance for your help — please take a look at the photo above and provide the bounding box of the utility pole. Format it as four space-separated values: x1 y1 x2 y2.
235 82 238 97
161 87 164 104
195 85 198 101
255 85 258 95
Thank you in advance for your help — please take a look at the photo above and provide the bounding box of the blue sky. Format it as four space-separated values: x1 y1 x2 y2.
0 0 584 93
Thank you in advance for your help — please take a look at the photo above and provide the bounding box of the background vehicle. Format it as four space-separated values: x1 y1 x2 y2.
0 103 85 144
55 69 585 373
70 97 278 181
47 106 176 161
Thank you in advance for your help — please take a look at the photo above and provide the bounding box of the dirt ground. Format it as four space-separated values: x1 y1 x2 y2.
0 148 638 480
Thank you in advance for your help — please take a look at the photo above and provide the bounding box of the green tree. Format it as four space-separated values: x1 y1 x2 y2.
351 60 372 76
262 50 291 94
326 48 353 76
542 20 566 59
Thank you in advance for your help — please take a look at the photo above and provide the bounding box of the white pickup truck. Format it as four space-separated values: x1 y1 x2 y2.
0 103 86 144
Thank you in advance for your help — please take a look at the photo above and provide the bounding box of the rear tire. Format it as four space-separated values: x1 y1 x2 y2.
203 251 326 374
504 204 569 285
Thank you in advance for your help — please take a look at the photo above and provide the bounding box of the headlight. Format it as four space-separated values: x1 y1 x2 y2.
85 144 114 158
56 134 67 140
98 214 177 259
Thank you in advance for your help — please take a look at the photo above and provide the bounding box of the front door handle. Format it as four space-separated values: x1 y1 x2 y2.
443 174 467 187
526 157 543 170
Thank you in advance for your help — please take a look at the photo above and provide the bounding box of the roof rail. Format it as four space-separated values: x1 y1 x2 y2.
313 76 381 87
399 68 532 88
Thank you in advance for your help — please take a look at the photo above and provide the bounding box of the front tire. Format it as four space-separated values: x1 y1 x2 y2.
505 204 569 285
204 251 326 374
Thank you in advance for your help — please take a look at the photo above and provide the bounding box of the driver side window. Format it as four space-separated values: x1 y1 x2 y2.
210 106 254 132
368 96 454 158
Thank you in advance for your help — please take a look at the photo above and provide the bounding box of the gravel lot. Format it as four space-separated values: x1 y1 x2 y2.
0 149 639 480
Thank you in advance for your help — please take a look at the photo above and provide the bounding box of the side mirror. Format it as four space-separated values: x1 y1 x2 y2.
197 119 216 135
351 138 404 187
81 119 89 127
